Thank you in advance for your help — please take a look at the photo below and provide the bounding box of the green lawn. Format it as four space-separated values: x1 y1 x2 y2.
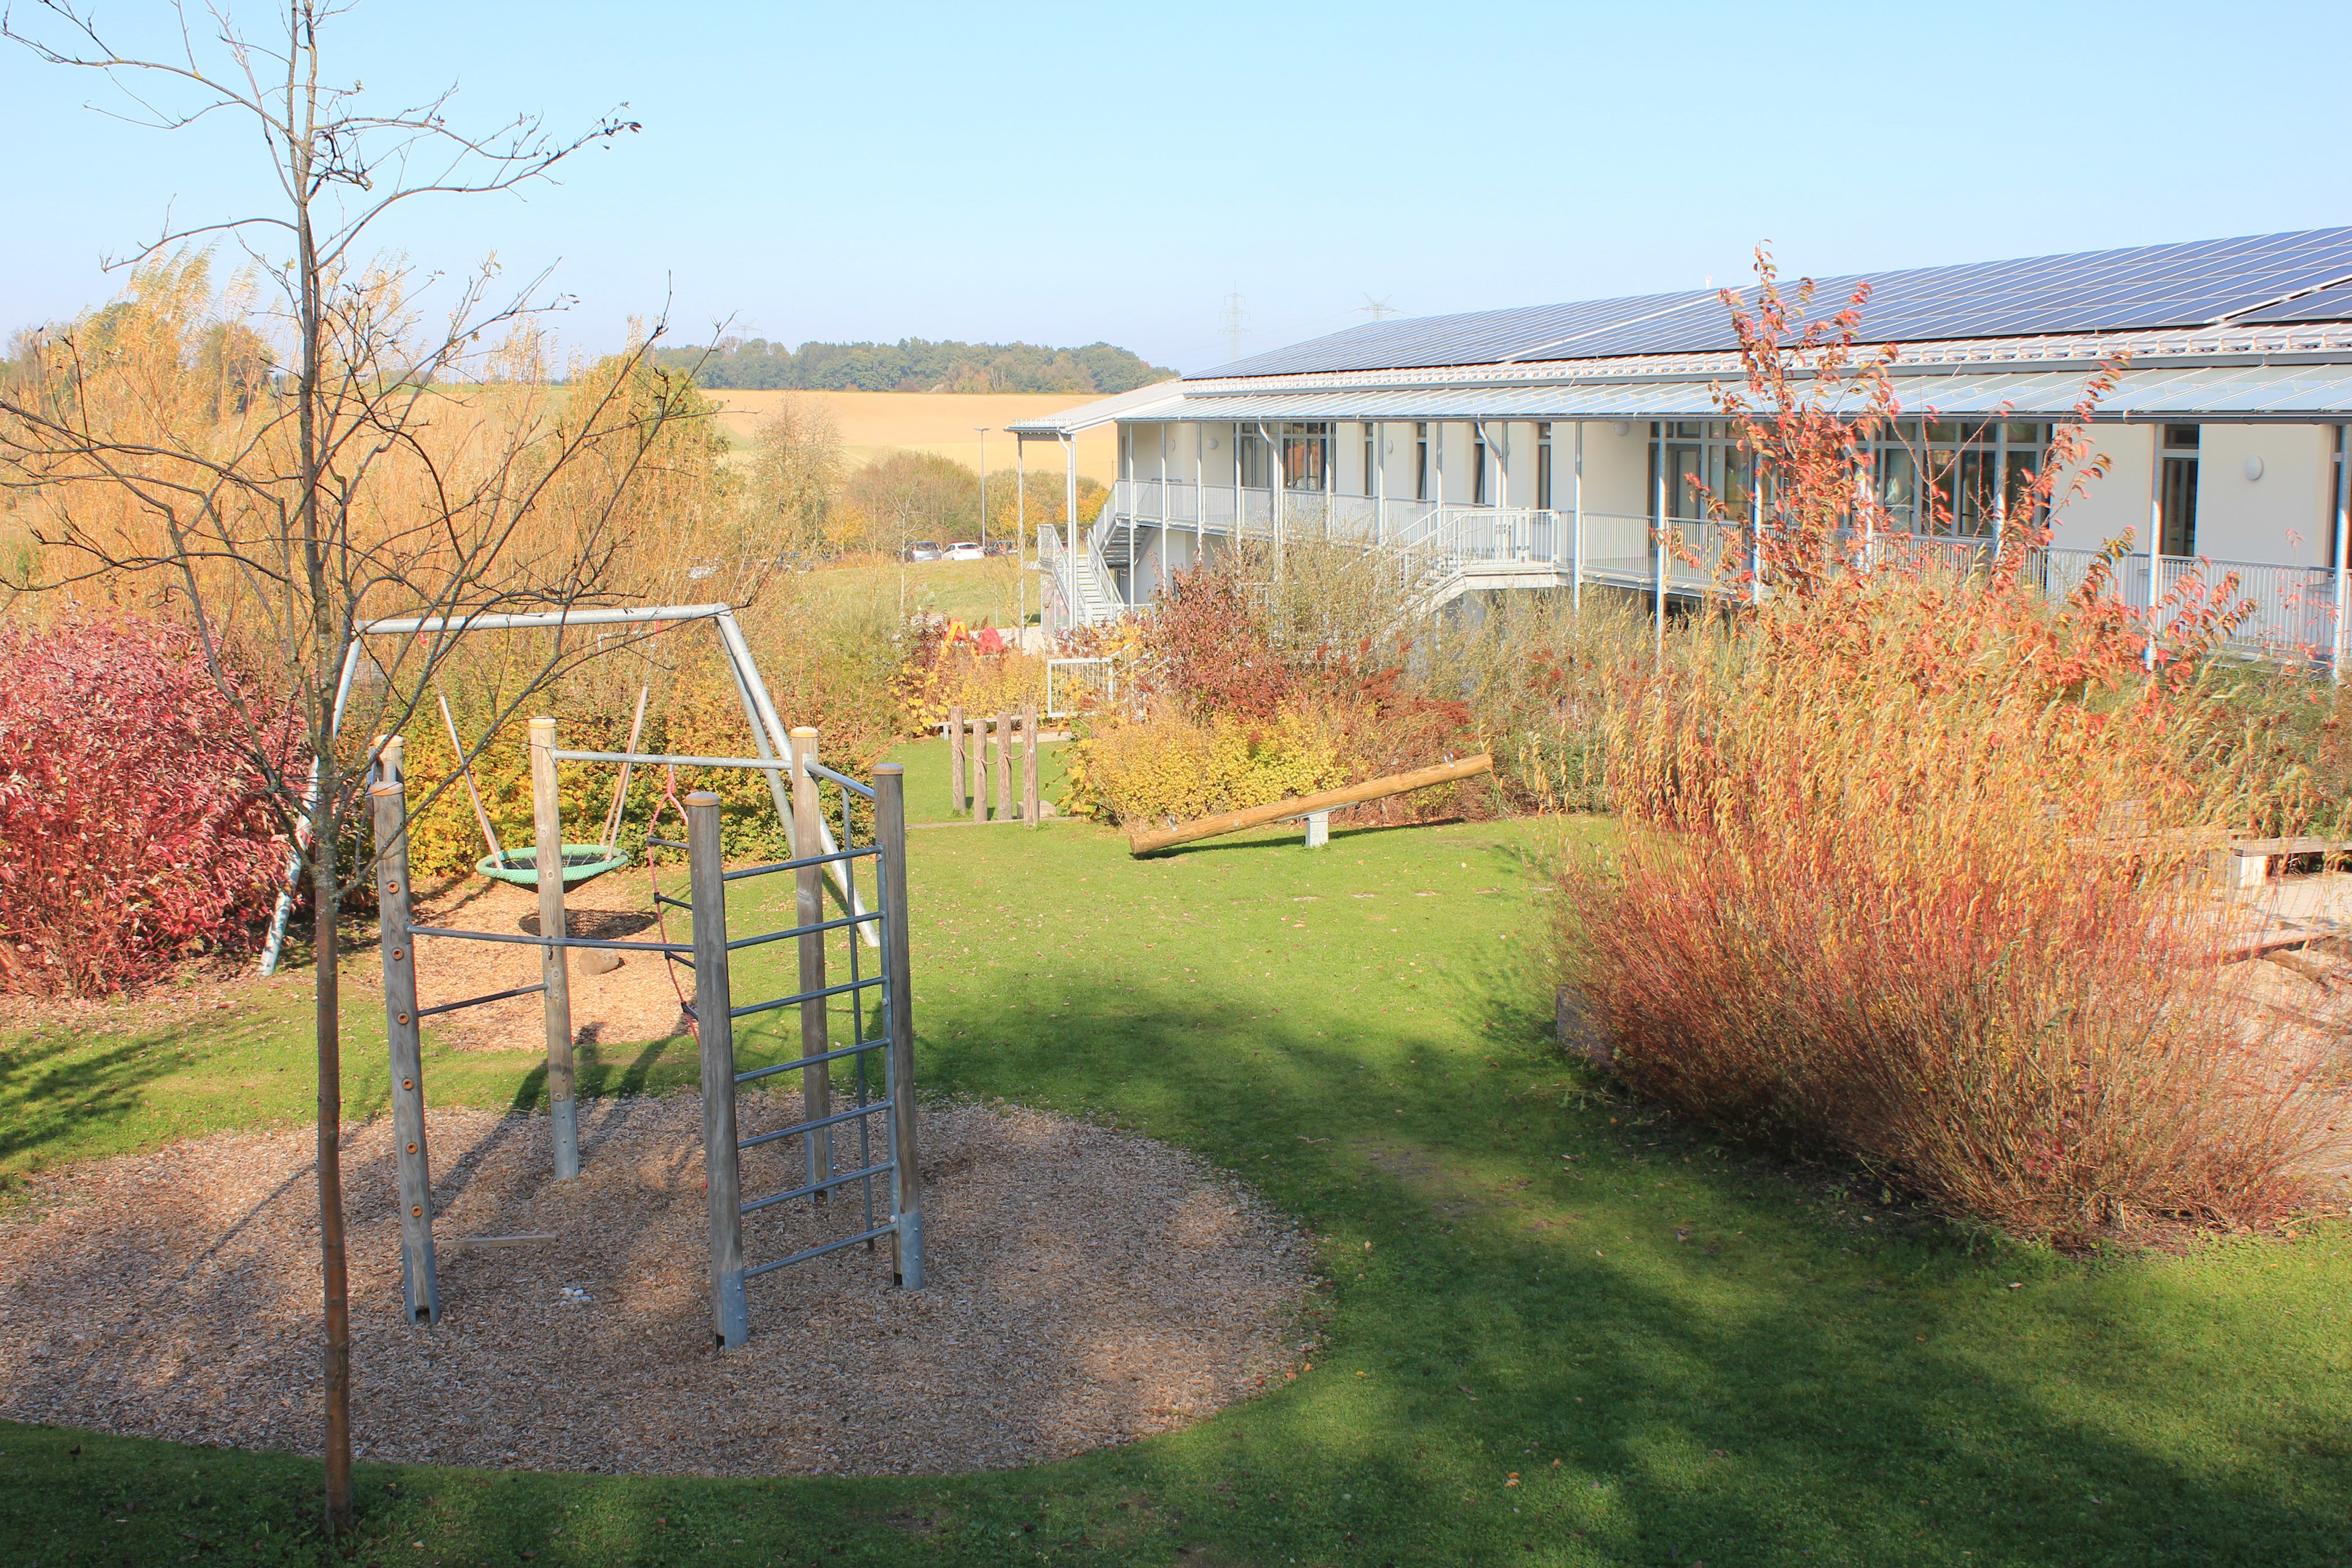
3 738 2349 1566
806 555 1035 630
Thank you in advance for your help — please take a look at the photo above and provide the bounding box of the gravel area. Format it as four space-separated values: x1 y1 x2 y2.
408 878 692 1052
0 1097 1313 1476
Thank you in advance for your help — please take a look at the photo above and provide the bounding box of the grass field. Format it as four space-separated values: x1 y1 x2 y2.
4 737 2350 1566
804 554 1036 629
706 390 1125 482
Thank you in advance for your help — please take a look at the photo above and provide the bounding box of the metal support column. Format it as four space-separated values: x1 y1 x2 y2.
372 779 439 1325
689 790 749 1348
1749 468 1763 605
791 727 833 1199
2145 421 2164 671
1653 451 1668 661
875 764 925 1290
528 716 579 1180
1571 422 1584 612
2335 424 2349 684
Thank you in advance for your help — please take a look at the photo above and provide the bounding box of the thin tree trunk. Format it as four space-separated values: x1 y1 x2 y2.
312 789 353 1534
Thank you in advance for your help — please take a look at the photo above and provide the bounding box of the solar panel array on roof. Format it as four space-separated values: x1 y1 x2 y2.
1197 228 2352 380
2233 282 2352 326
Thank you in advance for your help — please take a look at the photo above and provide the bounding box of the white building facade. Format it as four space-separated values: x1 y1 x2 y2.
1012 230 2352 657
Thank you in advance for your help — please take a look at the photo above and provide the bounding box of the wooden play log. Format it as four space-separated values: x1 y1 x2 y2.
947 704 965 815
1021 702 1040 826
371 778 439 1324
1126 752 1495 856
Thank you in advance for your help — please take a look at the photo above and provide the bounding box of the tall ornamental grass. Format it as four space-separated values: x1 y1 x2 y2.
1560 554 2344 1243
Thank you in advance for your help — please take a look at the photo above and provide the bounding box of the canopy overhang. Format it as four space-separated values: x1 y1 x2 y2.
1018 359 2352 431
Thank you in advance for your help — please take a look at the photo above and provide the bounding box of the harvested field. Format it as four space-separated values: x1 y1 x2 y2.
0 1097 1312 1477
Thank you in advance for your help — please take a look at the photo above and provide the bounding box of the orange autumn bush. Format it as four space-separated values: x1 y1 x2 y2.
1557 252 2342 1244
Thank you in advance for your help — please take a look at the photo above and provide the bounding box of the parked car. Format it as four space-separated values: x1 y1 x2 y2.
984 539 1020 557
904 540 942 563
946 540 985 561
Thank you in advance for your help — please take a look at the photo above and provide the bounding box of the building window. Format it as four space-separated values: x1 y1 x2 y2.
1238 426 1271 490
1280 421 1329 491
2161 425 2199 556
1415 422 1430 501
1364 425 1378 497
1472 428 1489 505
1535 422 1553 511
1648 418 2048 536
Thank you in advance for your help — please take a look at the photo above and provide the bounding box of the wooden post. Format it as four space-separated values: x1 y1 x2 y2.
995 710 1012 822
875 764 924 1290
688 789 749 1349
947 704 965 815
372 780 438 1325
968 710 987 819
790 726 833 1199
1021 702 1040 827
528 716 578 1180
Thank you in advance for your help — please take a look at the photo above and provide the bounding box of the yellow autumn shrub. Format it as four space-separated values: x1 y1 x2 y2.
1062 708 1345 827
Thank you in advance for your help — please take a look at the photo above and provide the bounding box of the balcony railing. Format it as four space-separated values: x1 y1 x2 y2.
1103 480 2344 659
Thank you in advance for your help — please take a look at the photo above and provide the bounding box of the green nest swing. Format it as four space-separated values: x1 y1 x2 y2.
475 844 631 890
437 683 640 896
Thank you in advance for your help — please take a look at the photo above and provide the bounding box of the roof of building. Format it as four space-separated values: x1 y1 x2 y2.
1004 379 1185 438
1196 227 2352 380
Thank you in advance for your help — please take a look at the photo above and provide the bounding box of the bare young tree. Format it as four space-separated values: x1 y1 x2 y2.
0 0 700 1532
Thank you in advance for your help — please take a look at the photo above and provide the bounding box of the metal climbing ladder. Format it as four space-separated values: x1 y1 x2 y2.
369 738 923 1348
672 742 924 1350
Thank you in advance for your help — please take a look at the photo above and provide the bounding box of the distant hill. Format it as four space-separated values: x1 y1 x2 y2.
651 338 1175 395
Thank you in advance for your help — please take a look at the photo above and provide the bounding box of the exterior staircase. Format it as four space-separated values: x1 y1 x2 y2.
1038 524 1123 631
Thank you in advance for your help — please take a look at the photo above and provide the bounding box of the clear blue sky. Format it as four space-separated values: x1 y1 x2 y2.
5 0 2348 374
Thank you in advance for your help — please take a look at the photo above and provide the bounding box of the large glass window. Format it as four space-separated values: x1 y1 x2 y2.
1415 422 1430 501
1535 422 1553 510
2160 425 2199 556
1647 421 1754 521
1647 418 2049 535
1866 419 2049 535
1280 421 1329 491
1472 429 1489 505
1363 425 1378 497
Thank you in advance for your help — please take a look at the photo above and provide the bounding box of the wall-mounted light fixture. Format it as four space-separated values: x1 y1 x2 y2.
1205 438 1220 450
1613 421 1633 438
2245 455 2265 482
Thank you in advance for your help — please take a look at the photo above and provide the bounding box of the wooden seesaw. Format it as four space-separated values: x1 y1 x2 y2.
1127 752 1494 856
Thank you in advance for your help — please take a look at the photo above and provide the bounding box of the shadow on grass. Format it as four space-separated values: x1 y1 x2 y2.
895 979 2352 1567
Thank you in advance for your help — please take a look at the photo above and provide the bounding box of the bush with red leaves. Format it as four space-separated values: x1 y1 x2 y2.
0 618 300 995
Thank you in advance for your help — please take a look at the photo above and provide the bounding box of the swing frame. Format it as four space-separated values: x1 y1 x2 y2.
257 602 876 976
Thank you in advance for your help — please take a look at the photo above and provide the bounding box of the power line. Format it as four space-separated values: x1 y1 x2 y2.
1220 288 1250 362
1358 294 1398 320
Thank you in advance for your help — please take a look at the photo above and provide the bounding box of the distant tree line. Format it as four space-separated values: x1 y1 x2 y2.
652 336 1174 394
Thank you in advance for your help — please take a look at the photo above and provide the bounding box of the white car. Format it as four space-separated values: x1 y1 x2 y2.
946 540 986 561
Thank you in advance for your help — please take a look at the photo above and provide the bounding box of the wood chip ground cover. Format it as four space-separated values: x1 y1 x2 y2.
0 1095 1310 1476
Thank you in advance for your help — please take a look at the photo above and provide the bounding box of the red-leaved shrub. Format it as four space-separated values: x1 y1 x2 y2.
0 618 299 994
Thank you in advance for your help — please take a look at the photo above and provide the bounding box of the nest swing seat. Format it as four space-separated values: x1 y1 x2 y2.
475 844 631 890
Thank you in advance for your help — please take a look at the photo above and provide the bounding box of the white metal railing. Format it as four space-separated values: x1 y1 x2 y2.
1105 480 2347 662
